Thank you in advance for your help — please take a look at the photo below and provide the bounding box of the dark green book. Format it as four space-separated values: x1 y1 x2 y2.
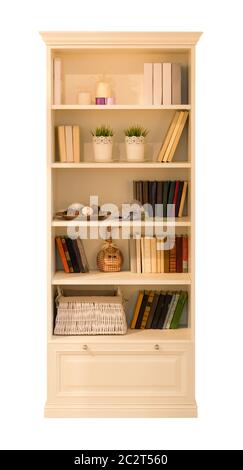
151 293 165 329
145 291 160 329
170 291 188 329
157 293 173 329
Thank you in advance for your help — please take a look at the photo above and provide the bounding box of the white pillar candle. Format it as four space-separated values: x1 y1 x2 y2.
96 81 111 98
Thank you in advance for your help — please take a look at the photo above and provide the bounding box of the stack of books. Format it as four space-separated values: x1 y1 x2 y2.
144 62 182 105
157 111 188 162
55 236 89 273
131 290 188 329
133 179 188 217
56 125 80 163
130 235 188 274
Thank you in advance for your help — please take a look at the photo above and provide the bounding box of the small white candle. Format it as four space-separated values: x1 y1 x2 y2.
96 81 111 98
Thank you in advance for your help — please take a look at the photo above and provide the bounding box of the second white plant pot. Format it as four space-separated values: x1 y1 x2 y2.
93 136 113 162
125 136 145 162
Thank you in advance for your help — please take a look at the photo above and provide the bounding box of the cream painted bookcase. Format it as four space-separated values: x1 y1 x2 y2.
41 32 201 418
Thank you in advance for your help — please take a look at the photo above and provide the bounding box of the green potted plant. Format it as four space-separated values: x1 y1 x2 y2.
124 125 149 162
91 125 114 162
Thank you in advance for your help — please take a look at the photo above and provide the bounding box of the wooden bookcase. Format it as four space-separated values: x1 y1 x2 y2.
41 31 201 418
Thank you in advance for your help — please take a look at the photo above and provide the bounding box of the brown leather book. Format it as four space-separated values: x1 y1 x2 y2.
176 235 183 273
182 235 188 273
164 248 170 273
169 238 177 273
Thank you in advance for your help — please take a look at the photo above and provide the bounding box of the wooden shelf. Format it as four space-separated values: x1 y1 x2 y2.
51 162 191 169
51 104 191 111
52 271 191 285
52 217 191 227
50 327 192 343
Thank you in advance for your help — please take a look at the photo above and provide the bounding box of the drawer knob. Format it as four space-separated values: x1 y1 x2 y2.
82 344 88 350
154 344 160 350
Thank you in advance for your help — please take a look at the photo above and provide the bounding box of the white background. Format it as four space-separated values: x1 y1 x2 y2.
0 0 243 450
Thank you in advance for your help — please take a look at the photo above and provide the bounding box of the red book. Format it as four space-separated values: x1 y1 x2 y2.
55 237 69 273
173 180 180 209
182 235 188 273
176 235 183 272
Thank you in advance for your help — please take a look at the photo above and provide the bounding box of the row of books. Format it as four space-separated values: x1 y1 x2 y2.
144 63 182 105
130 235 188 273
133 180 188 217
157 111 188 162
57 125 80 163
131 290 188 329
56 236 89 273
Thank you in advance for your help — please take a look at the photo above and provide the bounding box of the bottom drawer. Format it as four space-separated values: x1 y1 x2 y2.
48 342 194 405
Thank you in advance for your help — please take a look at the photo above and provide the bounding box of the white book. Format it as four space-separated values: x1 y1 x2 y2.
171 63 181 104
129 239 137 273
65 126 73 162
153 63 162 105
72 125 80 163
162 63 172 105
53 58 62 105
136 237 141 273
150 237 157 273
143 63 153 105
165 293 180 329
144 238 151 273
163 293 177 328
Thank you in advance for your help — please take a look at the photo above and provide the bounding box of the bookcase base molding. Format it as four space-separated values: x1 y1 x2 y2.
45 341 197 418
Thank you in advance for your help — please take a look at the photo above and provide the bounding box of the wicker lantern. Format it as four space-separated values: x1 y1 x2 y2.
97 231 123 272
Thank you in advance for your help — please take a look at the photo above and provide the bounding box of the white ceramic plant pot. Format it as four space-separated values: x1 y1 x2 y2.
125 136 145 162
93 136 113 162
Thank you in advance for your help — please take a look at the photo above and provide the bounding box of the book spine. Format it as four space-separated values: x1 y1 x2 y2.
143 63 153 105
76 238 89 272
136 238 141 274
57 126 67 162
162 63 172 105
141 291 154 329
72 239 84 272
150 237 157 273
55 237 69 273
166 111 189 163
170 292 188 329
72 125 80 163
178 181 188 217
176 235 183 273
153 63 162 105
182 235 188 273
144 238 151 273
169 237 177 273
165 293 180 328
171 63 181 104
65 238 80 272
129 238 137 273
65 126 74 162
61 238 74 273
130 291 144 329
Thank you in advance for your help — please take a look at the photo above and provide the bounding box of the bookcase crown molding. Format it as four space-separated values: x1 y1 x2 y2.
40 31 202 47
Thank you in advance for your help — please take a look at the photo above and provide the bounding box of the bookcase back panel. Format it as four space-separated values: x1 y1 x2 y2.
53 50 189 105
53 168 190 214
53 110 189 163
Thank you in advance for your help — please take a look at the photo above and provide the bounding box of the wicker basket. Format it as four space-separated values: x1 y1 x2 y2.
97 238 123 272
54 288 127 335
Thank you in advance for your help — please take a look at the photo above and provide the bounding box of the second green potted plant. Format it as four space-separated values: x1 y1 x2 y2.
124 125 148 162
